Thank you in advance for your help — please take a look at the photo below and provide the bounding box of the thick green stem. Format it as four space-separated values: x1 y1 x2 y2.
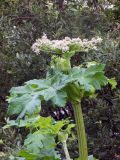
72 101 88 160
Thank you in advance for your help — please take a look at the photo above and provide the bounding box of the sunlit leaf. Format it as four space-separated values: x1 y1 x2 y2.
108 78 117 89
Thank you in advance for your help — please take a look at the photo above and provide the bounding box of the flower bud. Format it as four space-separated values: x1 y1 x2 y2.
56 58 71 72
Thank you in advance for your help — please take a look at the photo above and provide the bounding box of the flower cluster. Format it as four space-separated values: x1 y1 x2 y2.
83 37 102 50
32 34 102 54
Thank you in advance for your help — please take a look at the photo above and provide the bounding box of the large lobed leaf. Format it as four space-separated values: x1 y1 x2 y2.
7 74 68 117
22 131 60 160
7 63 109 118
68 63 108 92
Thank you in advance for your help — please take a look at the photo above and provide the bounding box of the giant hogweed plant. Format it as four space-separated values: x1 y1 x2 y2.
6 35 116 160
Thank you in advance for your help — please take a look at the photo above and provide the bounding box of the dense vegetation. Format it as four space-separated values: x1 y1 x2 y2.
0 0 120 160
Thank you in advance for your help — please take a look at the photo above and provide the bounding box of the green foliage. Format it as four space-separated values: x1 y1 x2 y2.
4 116 75 159
24 132 46 153
4 116 40 128
7 63 109 118
23 131 58 158
108 78 117 89
7 93 41 118
5 116 69 160
34 116 66 135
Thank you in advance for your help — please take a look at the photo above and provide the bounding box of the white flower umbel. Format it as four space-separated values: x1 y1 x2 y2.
32 34 102 55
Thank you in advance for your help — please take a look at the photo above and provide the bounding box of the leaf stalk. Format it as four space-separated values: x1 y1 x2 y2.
63 141 71 160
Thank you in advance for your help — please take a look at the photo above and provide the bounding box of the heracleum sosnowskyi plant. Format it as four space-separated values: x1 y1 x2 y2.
7 34 116 160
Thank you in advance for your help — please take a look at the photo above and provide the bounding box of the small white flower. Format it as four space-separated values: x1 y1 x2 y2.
92 46 97 50
62 46 69 52
65 37 71 41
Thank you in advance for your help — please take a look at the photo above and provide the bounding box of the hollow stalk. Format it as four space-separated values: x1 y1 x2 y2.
72 101 88 160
